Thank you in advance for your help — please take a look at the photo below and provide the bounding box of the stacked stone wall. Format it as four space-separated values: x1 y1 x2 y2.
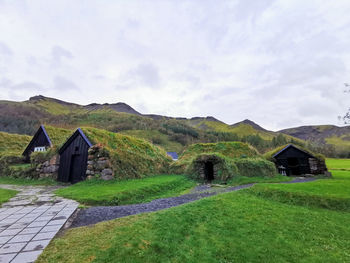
86 145 114 180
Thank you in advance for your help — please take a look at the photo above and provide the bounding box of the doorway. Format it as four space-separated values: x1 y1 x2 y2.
69 154 81 184
287 157 300 175
204 162 214 181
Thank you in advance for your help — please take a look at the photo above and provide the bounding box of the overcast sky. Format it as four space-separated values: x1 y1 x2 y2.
0 0 349 130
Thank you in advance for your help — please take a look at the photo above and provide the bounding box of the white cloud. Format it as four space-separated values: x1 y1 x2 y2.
0 0 349 130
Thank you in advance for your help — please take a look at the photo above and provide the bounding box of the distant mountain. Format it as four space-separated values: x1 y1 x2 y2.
85 102 142 115
1 95 349 156
231 119 268 132
280 125 350 151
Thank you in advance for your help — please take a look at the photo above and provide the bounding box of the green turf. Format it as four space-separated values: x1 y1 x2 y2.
326 158 350 170
227 174 293 186
37 190 350 263
245 164 350 211
0 188 18 205
55 175 196 206
0 177 59 186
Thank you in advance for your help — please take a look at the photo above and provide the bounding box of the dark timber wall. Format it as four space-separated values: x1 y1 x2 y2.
58 129 92 184
274 145 313 176
23 125 51 160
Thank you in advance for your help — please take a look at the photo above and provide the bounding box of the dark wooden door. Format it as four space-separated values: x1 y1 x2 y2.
204 162 214 181
287 157 300 175
69 155 81 184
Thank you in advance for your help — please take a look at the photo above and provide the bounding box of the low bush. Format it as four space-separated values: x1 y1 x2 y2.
234 158 276 177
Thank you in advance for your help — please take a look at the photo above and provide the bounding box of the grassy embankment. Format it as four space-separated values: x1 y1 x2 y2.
38 159 350 262
245 159 350 211
55 175 196 206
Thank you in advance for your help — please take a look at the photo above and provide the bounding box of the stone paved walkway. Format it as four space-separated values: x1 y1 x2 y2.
0 185 78 263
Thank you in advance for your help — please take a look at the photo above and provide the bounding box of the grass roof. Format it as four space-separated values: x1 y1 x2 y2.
264 144 325 161
0 132 31 156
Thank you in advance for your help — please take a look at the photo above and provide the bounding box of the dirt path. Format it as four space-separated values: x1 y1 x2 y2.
71 177 316 228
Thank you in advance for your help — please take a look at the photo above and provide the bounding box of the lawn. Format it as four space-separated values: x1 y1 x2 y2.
55 175 196 206
35 158 350 262
0 188 18 205
37 190 350 263
245 159 350 211
326 158 350 170
0 176 60 186
227 174 293 186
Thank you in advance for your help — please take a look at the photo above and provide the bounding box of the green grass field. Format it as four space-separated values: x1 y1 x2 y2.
326 158 350 170
55 175 196 206
245 160 350 211
0 188 18 205
37 159 350 262
38 190 350 263
0 177 60 186
227 174 293 186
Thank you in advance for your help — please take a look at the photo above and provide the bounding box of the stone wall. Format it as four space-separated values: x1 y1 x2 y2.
308 158 330 176
86 145 114 180
36 155 60 179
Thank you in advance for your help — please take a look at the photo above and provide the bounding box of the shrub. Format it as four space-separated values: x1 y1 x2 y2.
234 158 276 177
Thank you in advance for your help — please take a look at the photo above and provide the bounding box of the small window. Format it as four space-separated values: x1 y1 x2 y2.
75 146 79 152
34 146 46 152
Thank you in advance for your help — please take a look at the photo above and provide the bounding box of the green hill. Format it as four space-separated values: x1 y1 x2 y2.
0 95 336 156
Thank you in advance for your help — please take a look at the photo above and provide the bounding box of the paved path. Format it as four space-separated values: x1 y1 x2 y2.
0 185 78 263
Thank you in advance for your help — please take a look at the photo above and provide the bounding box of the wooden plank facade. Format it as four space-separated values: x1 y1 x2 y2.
57 128 92 184
22 125 52 161
273 144 314 176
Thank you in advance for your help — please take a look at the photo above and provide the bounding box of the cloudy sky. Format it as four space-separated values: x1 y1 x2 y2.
0 0 349 130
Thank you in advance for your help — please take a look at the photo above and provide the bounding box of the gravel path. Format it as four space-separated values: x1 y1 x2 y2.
71 177 316 228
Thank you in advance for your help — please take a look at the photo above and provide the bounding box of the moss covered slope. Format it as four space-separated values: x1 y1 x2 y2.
81 127 171 178
0 131 31 156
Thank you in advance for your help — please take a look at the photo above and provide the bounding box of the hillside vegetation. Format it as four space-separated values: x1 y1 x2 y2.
0 95 312 155
0 131 31 156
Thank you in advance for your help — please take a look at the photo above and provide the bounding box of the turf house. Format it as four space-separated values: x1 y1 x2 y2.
22 125 52 161
172 142 277 183
269 144 328 176
19 126 171 183
57 128 92 183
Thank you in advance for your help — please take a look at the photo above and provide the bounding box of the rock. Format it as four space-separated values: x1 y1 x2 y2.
49 155 59 165
87 165 93 170
101 168 113 180
43 161 49 167
101 174 113 180
87 175 94 180
88 155 94 160
324 171 332 177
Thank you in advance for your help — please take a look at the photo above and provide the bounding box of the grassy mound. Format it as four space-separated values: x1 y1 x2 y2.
0 131 31 156
44 125 74 148
246 169 350 211
80 127 171 179
55 175 196 206
234 158 276 177
37 190 350 263
185 153 239 182
172 142 276 182
180 141 259 160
